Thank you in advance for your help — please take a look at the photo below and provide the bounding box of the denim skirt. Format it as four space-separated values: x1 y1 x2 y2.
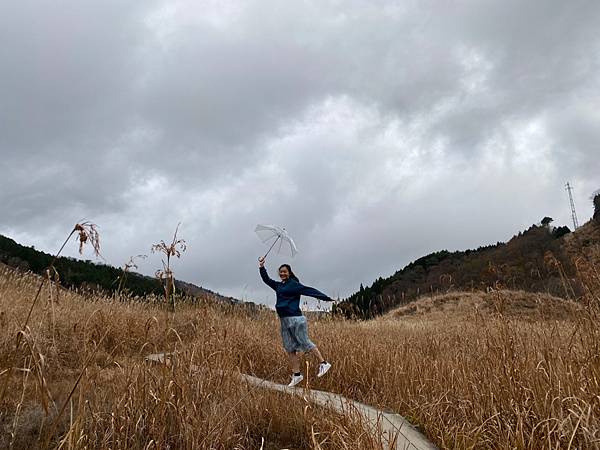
279 316 316 353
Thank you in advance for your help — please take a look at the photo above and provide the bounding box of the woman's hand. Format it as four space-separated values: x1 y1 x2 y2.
258 256 265 268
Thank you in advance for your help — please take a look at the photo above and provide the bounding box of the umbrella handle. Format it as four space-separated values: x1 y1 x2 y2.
260 235 281 261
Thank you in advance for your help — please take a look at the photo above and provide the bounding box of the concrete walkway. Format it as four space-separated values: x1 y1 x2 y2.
145 353 438 450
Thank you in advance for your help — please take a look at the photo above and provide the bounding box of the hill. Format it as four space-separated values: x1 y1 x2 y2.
338 216 600 318
0 233 236 303
387 290 581 322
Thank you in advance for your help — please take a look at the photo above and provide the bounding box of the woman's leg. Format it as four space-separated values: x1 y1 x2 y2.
310 346 326 363
288 317 328 365
287 351 301 374
289 348 325 371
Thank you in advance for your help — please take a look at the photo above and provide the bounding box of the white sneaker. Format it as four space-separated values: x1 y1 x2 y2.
317 362 331 378
288 374 304 387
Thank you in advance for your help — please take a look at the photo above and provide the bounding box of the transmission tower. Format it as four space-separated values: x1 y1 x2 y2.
565 182 579 230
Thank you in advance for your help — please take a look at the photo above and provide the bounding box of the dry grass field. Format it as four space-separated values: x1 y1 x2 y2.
0 265 382 450
1 240 600 449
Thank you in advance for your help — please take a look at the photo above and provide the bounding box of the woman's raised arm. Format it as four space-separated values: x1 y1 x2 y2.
258 257 278 290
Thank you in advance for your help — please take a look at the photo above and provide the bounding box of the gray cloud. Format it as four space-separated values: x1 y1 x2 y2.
1 0 599 306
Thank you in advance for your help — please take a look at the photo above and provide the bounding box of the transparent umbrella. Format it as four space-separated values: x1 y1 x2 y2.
255 224 298 260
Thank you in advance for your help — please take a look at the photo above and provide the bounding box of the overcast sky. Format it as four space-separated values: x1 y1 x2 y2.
1 0 599 308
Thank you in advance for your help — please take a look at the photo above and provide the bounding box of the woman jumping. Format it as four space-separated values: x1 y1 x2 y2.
259 256 333 387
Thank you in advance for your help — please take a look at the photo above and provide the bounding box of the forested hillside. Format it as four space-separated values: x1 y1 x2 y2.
0 233 233 302
338 215 600 318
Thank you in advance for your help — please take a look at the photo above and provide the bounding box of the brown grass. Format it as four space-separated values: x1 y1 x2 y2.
389 290 581 321
2 233 600 449
225 249 600 448
0 265 383 449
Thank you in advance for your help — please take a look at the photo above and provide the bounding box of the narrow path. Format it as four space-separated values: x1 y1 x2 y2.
145 353 438 450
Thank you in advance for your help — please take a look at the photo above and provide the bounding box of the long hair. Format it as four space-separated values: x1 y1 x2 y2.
279 264 299 282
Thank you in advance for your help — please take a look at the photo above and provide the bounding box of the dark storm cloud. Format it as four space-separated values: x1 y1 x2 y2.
0 1 155 226
1 0 599 306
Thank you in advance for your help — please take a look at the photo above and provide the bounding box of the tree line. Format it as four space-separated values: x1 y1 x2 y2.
0 234 164 297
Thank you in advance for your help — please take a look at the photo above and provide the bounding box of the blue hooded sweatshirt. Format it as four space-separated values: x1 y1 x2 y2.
259 266 332 317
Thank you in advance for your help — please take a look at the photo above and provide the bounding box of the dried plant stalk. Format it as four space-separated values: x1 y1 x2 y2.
116 254 147 297
151 223 186 312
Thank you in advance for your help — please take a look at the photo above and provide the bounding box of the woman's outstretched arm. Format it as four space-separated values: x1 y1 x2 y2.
297 284 333 302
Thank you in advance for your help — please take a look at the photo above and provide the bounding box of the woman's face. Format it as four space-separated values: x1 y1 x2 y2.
279 266 290 282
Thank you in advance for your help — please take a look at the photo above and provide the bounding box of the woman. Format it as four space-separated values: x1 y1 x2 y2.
259 256 333 387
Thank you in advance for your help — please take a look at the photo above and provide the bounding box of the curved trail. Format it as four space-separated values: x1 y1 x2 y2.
146 353 438 450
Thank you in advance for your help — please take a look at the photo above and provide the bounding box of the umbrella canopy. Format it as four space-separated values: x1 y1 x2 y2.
255 224 298 259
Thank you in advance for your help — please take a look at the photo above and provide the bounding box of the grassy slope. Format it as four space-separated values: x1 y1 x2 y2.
297 295 600 448
387 290 581 321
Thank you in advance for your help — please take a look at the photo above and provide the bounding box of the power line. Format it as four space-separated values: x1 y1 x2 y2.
565 182 579 230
